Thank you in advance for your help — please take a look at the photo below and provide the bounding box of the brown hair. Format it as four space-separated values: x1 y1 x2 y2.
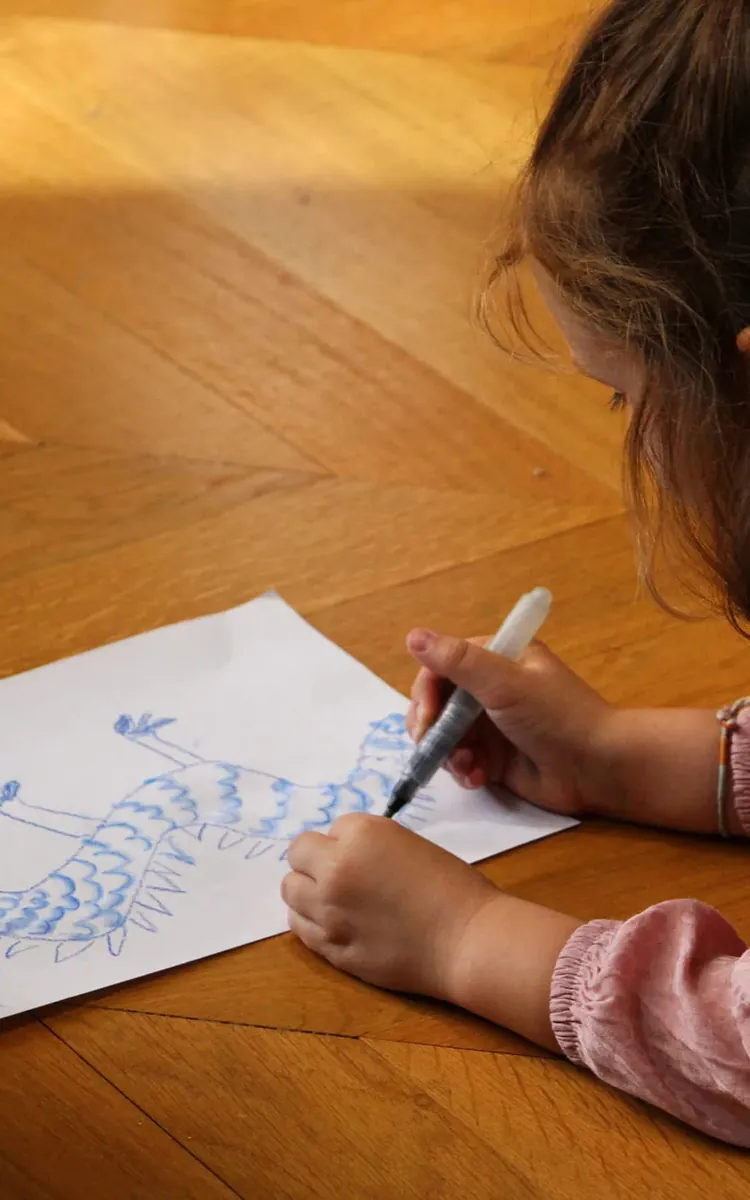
487 0 750 628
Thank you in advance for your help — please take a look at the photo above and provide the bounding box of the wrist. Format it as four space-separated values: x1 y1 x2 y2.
581 706 725 833
578 705 631 817
444 889 581 1051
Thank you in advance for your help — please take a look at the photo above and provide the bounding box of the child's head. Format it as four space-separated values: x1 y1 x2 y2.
492 0 750 626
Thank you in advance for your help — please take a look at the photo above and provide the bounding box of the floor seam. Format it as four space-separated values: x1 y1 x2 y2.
41 1019 246 1199
80 1004 555 1057
302 508 628 616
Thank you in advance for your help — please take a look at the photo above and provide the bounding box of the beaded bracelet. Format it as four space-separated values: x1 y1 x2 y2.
716 696 750 838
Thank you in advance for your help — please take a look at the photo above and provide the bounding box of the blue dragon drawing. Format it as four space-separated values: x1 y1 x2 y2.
0 712 436 965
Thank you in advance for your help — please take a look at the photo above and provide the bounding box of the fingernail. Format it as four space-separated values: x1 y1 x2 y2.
409 629 438 654
468 768 484 790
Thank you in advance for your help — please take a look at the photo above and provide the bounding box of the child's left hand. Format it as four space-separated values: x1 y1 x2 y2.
282 812 499 999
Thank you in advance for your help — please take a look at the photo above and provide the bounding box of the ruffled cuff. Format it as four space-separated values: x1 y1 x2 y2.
549 919 621 1062
731 707 750 835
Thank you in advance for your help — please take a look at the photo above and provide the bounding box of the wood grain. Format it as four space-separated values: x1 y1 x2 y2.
0 1018 235 1199
0 14 623 485
0 477 617 677
47 1008 538 1200
87 931 527 1053
0 247 317 473
371 1041 750 1198
0 187 596 491
0 2 746 1196
3 1 592 60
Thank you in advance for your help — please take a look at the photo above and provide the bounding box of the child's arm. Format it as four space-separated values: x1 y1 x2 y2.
450 882 750 1147
284 812 750 1148
588 706 747 834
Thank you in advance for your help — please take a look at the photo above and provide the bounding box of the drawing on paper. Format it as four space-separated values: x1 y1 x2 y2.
0 712 436 965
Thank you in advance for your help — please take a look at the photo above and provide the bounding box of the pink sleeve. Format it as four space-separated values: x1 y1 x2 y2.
550 714 750 1147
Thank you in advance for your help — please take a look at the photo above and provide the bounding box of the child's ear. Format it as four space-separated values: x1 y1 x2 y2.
736 327 750 354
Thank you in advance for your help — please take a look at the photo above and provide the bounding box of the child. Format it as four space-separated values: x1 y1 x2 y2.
282 0 750 1146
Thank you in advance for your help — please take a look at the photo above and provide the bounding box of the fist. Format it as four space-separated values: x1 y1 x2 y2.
282 812 498 998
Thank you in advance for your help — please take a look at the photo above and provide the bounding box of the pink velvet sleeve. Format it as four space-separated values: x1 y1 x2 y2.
550 708 750 1147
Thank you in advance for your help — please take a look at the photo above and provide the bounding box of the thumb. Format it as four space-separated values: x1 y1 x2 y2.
406 629 524 710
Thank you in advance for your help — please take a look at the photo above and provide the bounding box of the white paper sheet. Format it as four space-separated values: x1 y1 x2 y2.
0 593 576 1018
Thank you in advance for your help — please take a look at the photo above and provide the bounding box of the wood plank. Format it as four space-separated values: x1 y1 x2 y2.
371 1040 750 1199
0 444 314 581
0 248 319 473
0 18 623 487
3 1 592 60
47 1008 538 1200
0 181 606 493
0 1018 236 1199
0 477 619 676
87 930 526 1053
309 514 665 692
308 512 750 707
0 417 30 444
483 821 750 934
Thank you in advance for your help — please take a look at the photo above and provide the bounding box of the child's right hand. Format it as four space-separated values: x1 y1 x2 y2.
405 629 611 817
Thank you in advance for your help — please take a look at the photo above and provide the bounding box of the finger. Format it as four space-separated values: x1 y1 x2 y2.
287 830 332 878
444 757 464 785
449 746 475 782
409 665 440 706
287 909 325 954
407 634 495 739
410 670 472 743
445 748 488 790
404 699 420 742
406 629 524 710
444 715 492 772
451 747 474 772
408 633 491 680
407 667 444 740
503 750 548 806
281 871 319 921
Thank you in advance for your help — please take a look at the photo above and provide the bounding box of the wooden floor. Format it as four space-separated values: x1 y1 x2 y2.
0 2 749 1196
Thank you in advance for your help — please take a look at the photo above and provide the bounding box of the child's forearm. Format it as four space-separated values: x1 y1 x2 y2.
445 891 581 1051
586 708 744 835
444 886 750 1147
444 709 737 1046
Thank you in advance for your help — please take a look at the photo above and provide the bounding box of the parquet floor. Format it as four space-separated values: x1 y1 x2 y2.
0 3 749 1197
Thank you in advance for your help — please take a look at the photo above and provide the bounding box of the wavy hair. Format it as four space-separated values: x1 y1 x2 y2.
484 0 750 628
